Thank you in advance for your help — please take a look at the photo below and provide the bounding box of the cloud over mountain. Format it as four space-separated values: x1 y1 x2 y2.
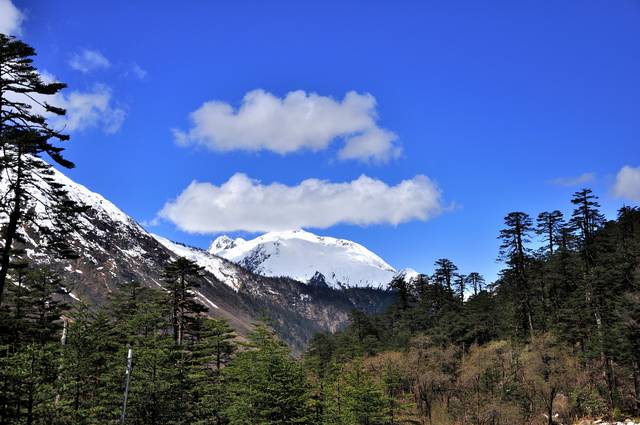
173 89 401 163
159 173 443 233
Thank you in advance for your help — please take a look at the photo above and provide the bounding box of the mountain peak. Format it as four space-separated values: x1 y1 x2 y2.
255 229 319 243
210 229 396 289
209 235 245 254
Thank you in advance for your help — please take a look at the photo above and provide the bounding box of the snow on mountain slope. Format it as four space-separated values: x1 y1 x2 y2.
152 234 244 291
209 229 397 289
395 267 420 283
47 167 137 229
1 161 398 351
1 161 149 267
47 167 249 294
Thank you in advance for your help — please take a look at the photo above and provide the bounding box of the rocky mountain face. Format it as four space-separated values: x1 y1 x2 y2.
210 229 399 289
4 165 396 352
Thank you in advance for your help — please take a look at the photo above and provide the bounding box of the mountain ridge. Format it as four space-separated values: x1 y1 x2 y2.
2 163 396 351
209 229 398 289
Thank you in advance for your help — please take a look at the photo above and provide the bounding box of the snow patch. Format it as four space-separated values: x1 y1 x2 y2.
152 234 243 291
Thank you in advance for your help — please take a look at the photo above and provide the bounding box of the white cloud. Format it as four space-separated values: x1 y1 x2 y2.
338 128 401 162
0 0 24 35
69 49 111 73
56 85 126 133
549 172 595 187
613 166 640 202
5 72 126 134
173 89 401 163
159 173 443 233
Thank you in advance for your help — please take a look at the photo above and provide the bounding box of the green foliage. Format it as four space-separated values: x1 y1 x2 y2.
190 318 237 425
224 325 310 424
0 342 61 424
325 360 387 425
162 257 208 346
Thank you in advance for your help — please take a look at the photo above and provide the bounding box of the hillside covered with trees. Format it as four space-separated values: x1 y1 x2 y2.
302 193 640 424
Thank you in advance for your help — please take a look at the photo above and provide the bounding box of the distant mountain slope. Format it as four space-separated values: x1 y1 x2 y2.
2 163 396 351
210 229 397 289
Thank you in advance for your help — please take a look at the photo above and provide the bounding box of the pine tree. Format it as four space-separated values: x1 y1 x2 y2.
0 35 68 143
463 290 498 345
454 273 466 302
389 275 411 310
163 257 207 346
568 190 616 406
498 212 535 336
21 268 67 345
0 35 82 307
433 259 458 292
533 212 569 331
191 318 237 425
224 325 310 424
58 307 121 423
304 333 336 423
0 267 66 425
570 189 605 271
347 310 380 356
536 210 564 256
0 342 61 424
465 272 485 296
326 359 386 425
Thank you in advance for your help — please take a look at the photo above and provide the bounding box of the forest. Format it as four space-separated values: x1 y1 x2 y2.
2 34 640 425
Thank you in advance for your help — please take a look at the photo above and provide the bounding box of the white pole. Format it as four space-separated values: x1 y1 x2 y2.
120 347 133 424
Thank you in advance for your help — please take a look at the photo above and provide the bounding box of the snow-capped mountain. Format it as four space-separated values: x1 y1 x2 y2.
2 161 395 351
395 267 420 283
209 229 397 289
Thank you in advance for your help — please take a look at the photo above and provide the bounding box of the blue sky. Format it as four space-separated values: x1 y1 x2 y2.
5 0 640 281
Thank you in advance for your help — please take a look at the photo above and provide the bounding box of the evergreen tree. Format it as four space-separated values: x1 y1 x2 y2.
462 290 498 345
105 282 176 424
330 360 386 425
224 325 310 424
464 272 485 296
347 310 380 356
59 308 121 423
127 338 180 425
0 35 82 307
20 268 67 345
0 268 66 347
498 212 535 336
162 257 207 346
304 333 335 423
191 318 237 425
388 275 411 310
536 210 564 256
454 273 466 302
570 188 605 270
433 259 458 292
0 342 61 424
0 267 66 425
